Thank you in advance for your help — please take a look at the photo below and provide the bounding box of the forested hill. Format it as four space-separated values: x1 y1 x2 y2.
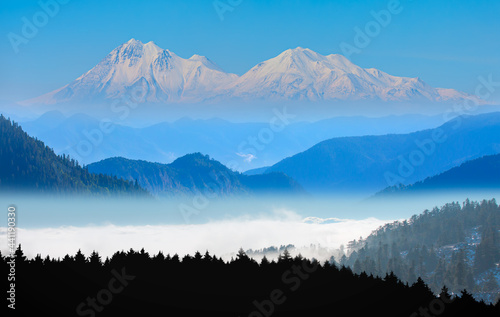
0 115 147 196
87 154 305 196
343 199 500 303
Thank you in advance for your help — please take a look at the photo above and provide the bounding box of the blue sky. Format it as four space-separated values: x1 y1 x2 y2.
1 0 499 102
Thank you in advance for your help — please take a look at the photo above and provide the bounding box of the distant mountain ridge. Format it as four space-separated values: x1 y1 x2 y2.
377 154 500 196
87 153 305 196
19 111 447 167
23 39 481 105
263 112 500 195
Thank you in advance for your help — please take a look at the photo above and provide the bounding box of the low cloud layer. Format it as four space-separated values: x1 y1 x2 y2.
2 210 390 261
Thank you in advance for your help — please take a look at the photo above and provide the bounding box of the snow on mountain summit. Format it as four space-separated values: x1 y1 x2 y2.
26 39 237 104
188 54 226 73
23 41 482 105
225 47 476 102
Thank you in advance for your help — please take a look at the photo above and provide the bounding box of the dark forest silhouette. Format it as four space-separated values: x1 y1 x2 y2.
3 245 499 316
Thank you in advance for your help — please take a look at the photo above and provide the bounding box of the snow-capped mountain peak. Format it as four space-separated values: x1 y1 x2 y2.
23 40 482 105
188 54 226 72
226 48 481 102
26 39 236 104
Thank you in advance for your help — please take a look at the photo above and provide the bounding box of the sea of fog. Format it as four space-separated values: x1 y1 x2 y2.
1 192 498 261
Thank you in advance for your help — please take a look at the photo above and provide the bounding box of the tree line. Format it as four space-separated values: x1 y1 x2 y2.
2 245 499 316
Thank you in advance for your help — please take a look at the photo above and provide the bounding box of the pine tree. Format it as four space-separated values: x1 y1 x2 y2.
439 285 453 302
475 226 498 272
203 251 212 262
260 255 270 266
278 248 292 263
433 256 446 287
74 249 86 265
236 248 248 260
89 250 102 267
14 244 26 262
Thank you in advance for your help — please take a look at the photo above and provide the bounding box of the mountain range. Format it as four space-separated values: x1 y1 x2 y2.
5 109 500 197
258 112 500 194
0 114 302 197
23 39 481 105
89 113 500 196
19 111 446 167
87 154 304 196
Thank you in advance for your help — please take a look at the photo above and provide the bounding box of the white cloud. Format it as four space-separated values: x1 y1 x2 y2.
0 210 390 262
236 152 257 163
